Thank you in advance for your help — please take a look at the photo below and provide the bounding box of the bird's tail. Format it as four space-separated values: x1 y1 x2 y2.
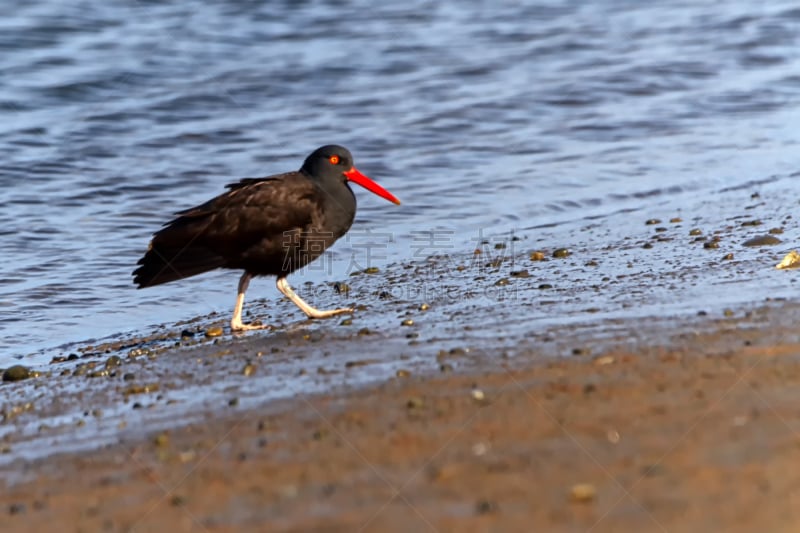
133 225 225 288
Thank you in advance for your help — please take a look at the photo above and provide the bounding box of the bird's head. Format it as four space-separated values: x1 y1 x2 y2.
301 145 401 205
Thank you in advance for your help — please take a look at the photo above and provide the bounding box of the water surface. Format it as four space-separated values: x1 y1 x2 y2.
1 0 799 360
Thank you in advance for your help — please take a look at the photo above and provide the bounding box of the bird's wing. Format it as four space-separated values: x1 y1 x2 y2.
155 172 322 259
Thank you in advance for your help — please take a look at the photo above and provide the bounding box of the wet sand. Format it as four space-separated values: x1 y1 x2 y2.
3 299 800 532
3 187 800 532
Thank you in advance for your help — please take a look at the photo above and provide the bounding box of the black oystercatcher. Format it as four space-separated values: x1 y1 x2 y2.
133 145 400 331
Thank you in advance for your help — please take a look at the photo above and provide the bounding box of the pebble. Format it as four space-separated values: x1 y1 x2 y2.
475 500 496 514
742 235 781 247
406 396 424 409
333 282 350 294
2 365 35 382
776 250 800 269
401 319 414 326
205 327 224 338
570 483 596 502
552 248 570 258
345 359 378 368
529 251 546 261
593 356 615 366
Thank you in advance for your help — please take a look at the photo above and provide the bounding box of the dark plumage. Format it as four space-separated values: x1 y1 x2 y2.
133 145 400 331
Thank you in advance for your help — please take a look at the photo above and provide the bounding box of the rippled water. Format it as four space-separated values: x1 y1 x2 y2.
2 0 799 359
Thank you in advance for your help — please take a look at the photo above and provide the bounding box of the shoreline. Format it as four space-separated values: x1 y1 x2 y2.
3 301 800 531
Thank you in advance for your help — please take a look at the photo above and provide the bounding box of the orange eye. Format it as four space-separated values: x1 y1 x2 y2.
329 155 340 165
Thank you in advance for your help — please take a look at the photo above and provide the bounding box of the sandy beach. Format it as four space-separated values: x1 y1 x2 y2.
3 185 800 531
3 289 800 532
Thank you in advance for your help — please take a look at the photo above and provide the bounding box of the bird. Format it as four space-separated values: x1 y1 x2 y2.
132 145 401 331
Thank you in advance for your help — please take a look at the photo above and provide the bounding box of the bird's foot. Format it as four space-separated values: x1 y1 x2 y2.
231 319 271 332
305 307 354 319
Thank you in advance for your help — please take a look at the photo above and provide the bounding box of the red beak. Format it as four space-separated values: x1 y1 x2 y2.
344 167 401 205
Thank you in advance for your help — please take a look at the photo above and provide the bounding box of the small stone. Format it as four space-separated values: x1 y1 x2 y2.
703 241 719 249
510 270 530 278
124 383 159 395
529 251 546 261
3 365 35 382
364 267 380 274
401 319 414 327
594 356 615 366
205 327 224 338
570 483 596 502
407 397 424 409
670 217 682 223
419 303 430 311
723 309 734 317
475 500 496 515
645 219 661 225
776 251 800 270
689 228 702 236
104 355 122 370
333 282 350 294
228 397 239 407
742 235 781 247
471 389 486 401
340 318 352 326
552 248 570 258
495 278 509 286
722 253 734 261
345 359 378 368
242 363 256 377
8 503 25 515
